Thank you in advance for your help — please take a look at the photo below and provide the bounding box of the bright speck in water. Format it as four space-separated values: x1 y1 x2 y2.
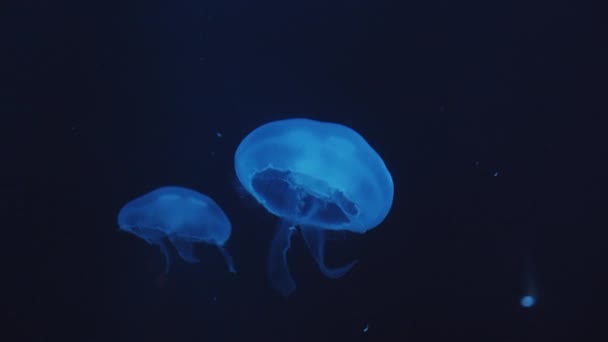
520 295 535 308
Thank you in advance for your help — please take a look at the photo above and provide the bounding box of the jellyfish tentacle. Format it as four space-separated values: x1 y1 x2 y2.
158 240 171 274
300 225 358 279
267 221 297 296
169 234 200 263
217 245 236 274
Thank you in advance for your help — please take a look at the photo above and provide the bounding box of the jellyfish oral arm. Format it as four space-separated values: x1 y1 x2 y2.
168 235 200 263
217 245 236 274
300 225 357 279
158 240 171 275
267 221 297 297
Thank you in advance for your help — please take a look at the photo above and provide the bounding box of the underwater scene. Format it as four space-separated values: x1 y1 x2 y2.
4 1 604 341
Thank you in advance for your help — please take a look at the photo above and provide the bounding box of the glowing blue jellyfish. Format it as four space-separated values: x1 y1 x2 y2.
117 186 235 274
234 118 394 296
520 295 536 308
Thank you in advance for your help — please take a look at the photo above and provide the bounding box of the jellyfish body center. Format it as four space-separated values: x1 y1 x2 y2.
251 168 359 228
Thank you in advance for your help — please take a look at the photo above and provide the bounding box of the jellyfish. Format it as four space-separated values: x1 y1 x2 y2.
117 186 235 274
234 118 394 296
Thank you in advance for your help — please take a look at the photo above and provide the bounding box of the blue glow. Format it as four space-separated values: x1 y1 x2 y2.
117 186 235 274
235 118 394 296
520 295 536 308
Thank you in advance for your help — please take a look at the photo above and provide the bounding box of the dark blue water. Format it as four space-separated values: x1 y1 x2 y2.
3 0 605 341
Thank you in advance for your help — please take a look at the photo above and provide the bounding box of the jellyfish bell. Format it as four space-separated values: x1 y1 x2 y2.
234 118 394 296
235 118 393 233
117 186 235 274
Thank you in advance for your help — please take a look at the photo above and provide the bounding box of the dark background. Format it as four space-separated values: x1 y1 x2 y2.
2 0 606 341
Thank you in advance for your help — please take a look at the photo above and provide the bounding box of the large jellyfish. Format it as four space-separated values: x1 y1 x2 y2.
117 186 235 274
234 118 394 296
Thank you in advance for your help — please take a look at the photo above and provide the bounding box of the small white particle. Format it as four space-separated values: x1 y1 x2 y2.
216 132 223 138
493 171 499 177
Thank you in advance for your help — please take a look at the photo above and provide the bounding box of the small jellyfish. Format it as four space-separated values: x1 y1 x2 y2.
235 118 394 296
117 186 235 274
